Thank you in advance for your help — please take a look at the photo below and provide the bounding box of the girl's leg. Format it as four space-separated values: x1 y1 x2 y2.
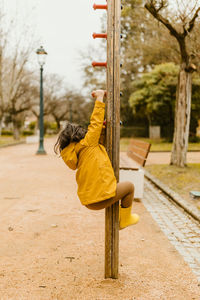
86 181 134 210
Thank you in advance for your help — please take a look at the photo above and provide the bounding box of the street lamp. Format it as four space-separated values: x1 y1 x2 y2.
36 46 47 155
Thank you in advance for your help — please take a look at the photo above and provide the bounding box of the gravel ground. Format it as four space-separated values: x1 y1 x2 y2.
0 138 199 300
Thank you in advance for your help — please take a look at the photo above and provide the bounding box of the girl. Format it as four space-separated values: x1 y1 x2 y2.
54 90 139 229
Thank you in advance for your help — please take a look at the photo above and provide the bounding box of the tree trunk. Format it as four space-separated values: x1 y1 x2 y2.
13 126 20 140
55 118 60 131
0 117 3 136
144 1 199 167
12 118 21 140
169 91 174 140
170 64 192 167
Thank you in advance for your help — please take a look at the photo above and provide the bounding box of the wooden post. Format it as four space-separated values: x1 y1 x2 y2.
105 0 121 279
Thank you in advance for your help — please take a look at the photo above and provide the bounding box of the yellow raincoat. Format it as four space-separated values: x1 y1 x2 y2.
61 100 117 206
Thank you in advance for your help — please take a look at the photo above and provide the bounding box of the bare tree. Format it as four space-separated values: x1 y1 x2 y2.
0 2 37 139
0 8 8 134
44 74 90 129
43 74 68 130
5 62 35 139
145 0 200 167
31 77 51 130
62 91 91 127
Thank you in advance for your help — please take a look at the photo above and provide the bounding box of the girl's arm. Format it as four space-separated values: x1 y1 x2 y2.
81 90 106 147
99 123 106 146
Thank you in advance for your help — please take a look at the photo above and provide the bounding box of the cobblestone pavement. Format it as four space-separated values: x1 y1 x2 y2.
143 179 200 282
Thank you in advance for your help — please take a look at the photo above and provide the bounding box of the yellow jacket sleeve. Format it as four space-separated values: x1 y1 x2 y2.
81 100 105 147
99 125 106 146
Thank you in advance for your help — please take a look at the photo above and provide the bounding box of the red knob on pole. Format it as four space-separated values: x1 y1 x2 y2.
92 61 107 68
93 4 108 10
92 33 107 39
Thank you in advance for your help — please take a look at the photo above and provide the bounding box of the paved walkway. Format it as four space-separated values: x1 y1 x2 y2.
144 179 200 281
120 151 200 166
147 151 200 165
0 138 199 299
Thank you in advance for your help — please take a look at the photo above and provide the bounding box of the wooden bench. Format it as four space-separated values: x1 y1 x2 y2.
127 139 151 167
120 139 151 199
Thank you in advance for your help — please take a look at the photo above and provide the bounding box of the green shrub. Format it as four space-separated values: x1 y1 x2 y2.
44 121 50 134
44 122 58 134
29 121 37 130
120 126 148 138
22 130 34 136
1 130 13 136
49 122 58 131
189 135 200 143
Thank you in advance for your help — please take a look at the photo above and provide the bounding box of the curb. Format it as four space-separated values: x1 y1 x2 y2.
150 150 200 153
144 169 200 223
0 141 26 149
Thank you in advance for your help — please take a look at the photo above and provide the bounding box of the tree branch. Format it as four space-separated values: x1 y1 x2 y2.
145 2 180 41
186 6 200 35
156 0 168 12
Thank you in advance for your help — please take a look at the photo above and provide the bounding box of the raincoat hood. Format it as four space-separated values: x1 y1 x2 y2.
61 143 79 170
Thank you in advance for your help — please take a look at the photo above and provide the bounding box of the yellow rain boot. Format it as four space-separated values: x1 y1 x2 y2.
119 205 139 230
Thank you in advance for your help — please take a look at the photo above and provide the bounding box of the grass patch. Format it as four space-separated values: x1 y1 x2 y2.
120 138 130 152
145 163 200 206
120 138 200 152
0 136 25 147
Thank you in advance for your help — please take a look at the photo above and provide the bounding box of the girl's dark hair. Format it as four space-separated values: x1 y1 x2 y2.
54 123 87 154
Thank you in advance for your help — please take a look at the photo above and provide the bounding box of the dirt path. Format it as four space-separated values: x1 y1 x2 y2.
147 151 200 165
0 138 199 300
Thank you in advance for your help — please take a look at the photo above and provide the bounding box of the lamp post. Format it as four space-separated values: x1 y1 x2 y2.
36 46 47 155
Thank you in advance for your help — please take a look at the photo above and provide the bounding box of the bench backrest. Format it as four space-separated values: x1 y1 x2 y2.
127 139 151 167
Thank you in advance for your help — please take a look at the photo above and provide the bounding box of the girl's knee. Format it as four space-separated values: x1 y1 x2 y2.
86 201 106 210
126 182 134 194
86 204 98 210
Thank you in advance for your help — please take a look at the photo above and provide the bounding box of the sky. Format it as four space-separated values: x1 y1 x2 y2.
4 0 106 89
2 0 195 90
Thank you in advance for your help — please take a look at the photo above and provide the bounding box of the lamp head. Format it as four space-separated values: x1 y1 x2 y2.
36 46 47 67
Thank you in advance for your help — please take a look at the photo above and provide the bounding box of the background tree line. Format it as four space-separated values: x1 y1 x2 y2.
81 0 200 166
1 0 200 167
0 3 92 140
